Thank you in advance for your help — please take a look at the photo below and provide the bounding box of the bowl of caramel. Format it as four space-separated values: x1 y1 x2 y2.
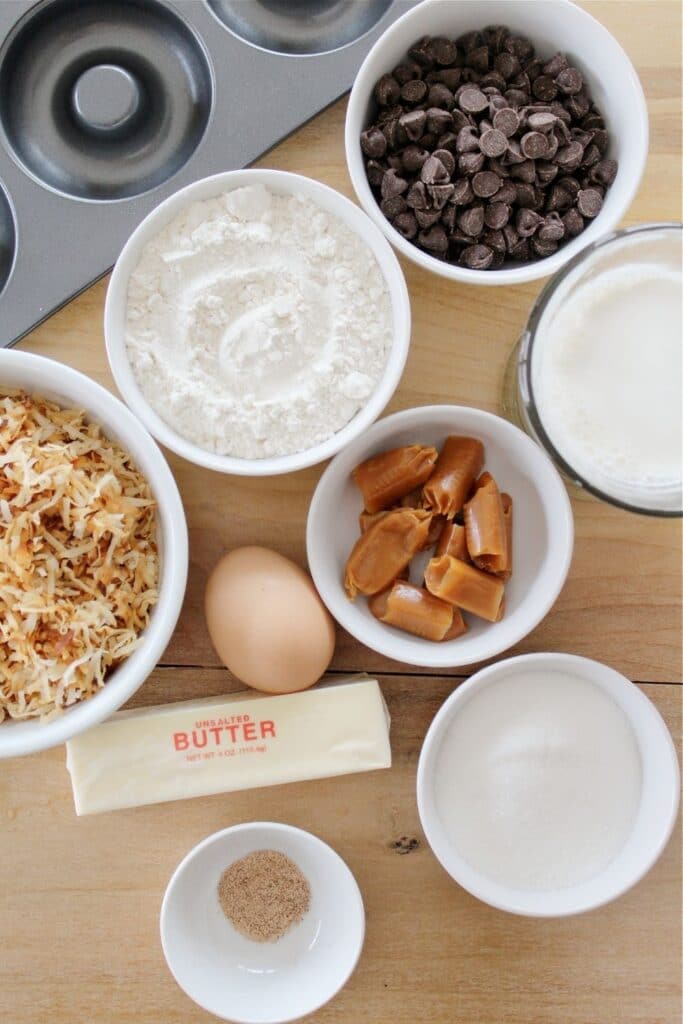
306 404 573 668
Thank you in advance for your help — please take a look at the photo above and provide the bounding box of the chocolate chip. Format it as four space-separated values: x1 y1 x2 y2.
432 148 456 176
421 154 450 184
504 35 534 61
451 178 474 205
458 151 485 175
486 157 511 179
531 235 559 257
432 36 459 66
399 110 427 141
409 37 436 68
591 128 609 153
472 170 501 198
458 205 485 237
460 244 494 269
419 224 448 253
406 180 428 209
441 205 456 232
428 83 455 108
479 127 508 157
532 75 558 102
456 125 480 153
381 118 400 151
511 159 537 183
380 195 408 220
433 68 463 90
555 141 584 171
546 184 573 212
495 181 518 205
516 208 544 236
484 24 509 54
520 130 548 159
494 51 521 80
375 75 401 106
503 138 525 165
484 201 511 230
467 46 490 74
360 128 387 159
394 61 423 86
479 71 507 92
436 131 459 153
415 208 443 228
527 111 557 133
428 183 455 209
459 87 489 113
559 175 581 199
591 158 618 186
543 52 569 77
482 229 506 254
394 211 418 238
556 67 583 95
576 187 603 217
515 182 537 208
426 107 454 134
511 71 531 95
458 30 484 53
544 132 560 160
503 223 519 250
537 212 565 241
536 160 559 185
581 143 601 169
401 79 428 105
566 90 591 120
562 207 585 236
381 169 409 200
505 88 529 108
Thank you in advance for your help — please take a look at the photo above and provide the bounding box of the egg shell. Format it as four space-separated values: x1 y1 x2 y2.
204 546 336 694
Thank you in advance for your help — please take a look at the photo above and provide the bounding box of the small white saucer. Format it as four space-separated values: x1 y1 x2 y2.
160 822 365 1023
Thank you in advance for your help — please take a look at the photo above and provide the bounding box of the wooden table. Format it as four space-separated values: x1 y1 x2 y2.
2 3 681 1022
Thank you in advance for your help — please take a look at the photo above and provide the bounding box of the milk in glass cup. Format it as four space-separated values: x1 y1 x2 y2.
506 224 682 516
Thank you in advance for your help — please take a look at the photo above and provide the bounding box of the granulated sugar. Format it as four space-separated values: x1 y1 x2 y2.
218 849 311 942
125 184 392 458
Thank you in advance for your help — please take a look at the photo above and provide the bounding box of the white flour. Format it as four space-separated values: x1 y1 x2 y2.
125 185 392 458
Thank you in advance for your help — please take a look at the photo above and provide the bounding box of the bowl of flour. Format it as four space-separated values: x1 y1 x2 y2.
104 170 410 474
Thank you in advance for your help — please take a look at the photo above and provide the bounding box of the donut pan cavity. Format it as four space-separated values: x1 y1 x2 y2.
0 0 414 346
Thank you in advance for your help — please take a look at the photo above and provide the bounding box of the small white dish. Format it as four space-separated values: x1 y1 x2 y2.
306 404 573 668
0 349 188 758
417 653 681 916
104 168 411 476
160 822 365 1024
345 0 649 286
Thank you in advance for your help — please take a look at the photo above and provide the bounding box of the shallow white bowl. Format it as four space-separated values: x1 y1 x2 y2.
104 168 411 476
345 0 649 285
417 653 680 916
0 349 188 758
160 822 365 1024
306 404 573 668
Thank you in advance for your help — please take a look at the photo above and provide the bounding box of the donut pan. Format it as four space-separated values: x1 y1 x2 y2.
0 0 414 347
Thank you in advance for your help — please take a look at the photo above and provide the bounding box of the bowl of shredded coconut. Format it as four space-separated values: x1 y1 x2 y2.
104 169 411 475
0 349 188 758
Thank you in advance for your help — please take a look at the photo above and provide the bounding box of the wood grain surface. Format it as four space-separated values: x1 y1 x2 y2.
1 3 681 1023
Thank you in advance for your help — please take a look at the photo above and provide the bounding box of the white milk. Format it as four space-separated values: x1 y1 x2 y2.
530 228 682 510
434 669 642 891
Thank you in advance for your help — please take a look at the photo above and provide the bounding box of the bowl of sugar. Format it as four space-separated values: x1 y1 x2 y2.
417 652 680 916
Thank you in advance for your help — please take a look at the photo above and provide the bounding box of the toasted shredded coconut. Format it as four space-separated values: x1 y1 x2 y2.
0 391 160 722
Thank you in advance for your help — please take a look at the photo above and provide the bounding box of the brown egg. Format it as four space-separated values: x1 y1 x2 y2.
204 546 336 694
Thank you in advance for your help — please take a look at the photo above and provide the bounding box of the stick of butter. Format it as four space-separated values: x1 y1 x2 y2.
66 676 391 815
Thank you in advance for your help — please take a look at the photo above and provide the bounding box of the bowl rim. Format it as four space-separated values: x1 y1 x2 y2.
416 652 681 916
104 167 411 476
0 348 188 758
344 0 650 286
306 403 574 668
160 821 366 1024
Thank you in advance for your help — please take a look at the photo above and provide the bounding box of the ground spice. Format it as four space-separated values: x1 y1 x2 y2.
218 849 311 942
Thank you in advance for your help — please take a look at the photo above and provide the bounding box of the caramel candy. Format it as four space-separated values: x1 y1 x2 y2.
464 473 510 577
359 510 389 534
369 580 455 641
442 604 468 640
353 445 438 513
435 521 470 562
425 554 505 622
344 509 432 599
423 436 485 518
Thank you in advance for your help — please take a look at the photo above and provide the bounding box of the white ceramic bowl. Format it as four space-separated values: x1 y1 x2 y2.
345 0 649 285
0 349 188 758
104 168 411 475
306 404 573 668
417 653 680 916
160 822 365 1024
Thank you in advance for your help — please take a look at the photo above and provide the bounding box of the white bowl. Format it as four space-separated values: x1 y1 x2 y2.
417 653 680 916
160 822 365 1024
345 0 649 285
0 349 188 758
104 169 411 476
306 404 573 668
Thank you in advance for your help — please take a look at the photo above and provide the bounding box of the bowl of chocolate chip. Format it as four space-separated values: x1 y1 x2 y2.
345 0 648 283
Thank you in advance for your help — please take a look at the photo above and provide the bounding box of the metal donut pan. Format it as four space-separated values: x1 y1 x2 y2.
0 0 415 348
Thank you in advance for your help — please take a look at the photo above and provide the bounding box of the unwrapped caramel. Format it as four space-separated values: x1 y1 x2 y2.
353 445 438 513
344 508 432 599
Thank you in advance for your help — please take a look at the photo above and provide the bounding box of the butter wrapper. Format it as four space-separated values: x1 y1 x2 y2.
65 676 391 814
